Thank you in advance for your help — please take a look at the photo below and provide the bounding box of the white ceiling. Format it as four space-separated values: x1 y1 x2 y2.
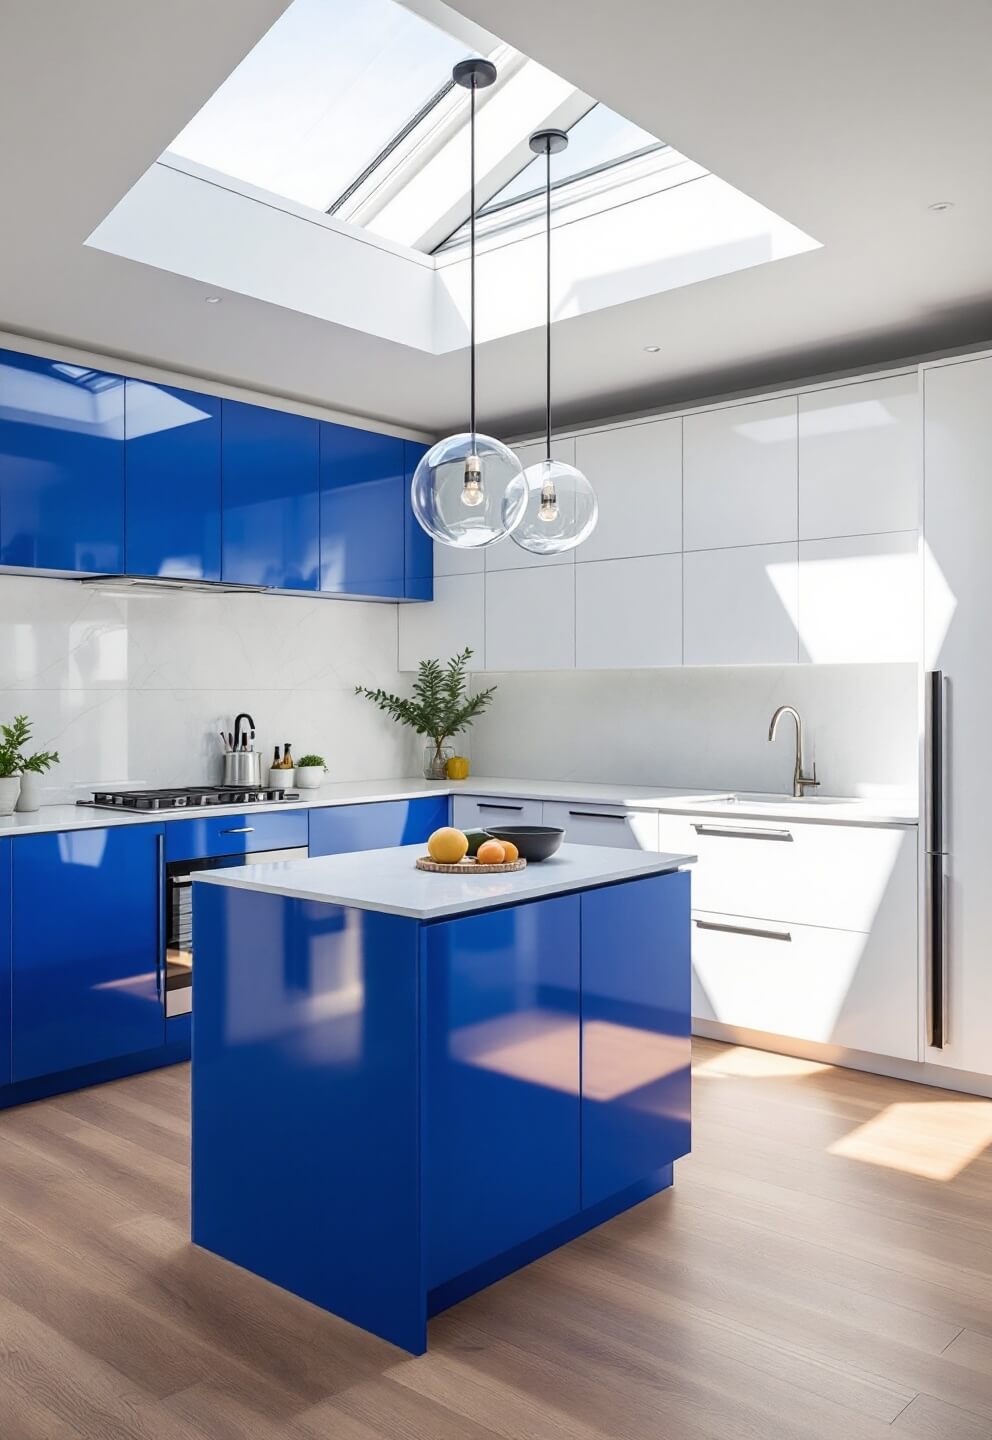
2 0 992 437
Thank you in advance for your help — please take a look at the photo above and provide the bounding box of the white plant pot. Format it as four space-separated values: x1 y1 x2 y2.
268 768 294 791
0 776 21 817
15 771 43 813
295 766 324 790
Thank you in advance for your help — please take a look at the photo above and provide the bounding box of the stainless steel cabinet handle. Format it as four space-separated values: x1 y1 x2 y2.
477 803 524 812
692 823 793 842
925 669 947 1047
221 826 255 834
155 832 164 1001
568 809 631 821
694 917 792 943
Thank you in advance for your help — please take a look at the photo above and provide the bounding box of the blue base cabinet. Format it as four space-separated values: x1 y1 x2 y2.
0 840 10 1086
11 826 165 1082
308 797 448 857
0 348 124 572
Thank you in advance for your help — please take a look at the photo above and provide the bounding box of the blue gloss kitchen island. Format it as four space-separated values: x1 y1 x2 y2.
191 841 694 1354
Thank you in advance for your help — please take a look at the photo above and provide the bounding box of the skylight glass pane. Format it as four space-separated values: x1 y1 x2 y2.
480 103 663 213
168 0 467 212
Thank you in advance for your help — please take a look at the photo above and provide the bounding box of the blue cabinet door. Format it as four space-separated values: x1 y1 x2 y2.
308 797 448 857
581 872 691 1207
11 826 164 1082
125 380 222 580
0 348 124 572
319 423 406 598
404 440 433 600
0 841 10 1086
221 399 319 590
424 895 581 1286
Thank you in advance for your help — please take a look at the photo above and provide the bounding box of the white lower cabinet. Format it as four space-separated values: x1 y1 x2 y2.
451 795 545 830
691 909 918 1060
657 811 919 1060
542 801 659 850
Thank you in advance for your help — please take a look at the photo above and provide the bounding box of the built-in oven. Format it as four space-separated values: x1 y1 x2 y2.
165 845 308 1017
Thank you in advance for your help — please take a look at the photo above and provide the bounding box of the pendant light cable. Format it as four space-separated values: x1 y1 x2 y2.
470 77 477 445
545 139 552 462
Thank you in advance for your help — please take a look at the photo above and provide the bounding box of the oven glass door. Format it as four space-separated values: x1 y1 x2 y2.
166 847 308 1016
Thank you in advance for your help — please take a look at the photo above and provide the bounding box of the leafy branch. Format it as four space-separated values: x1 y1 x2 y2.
356 648 496 759
0 715 60 779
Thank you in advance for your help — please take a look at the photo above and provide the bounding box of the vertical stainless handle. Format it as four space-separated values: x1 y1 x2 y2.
924 670 946 1048
155 832 164 1003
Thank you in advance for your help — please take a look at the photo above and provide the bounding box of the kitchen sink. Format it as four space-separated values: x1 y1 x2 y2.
720 793 856 807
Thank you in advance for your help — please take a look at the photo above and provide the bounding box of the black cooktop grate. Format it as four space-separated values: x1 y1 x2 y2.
80 786 301 811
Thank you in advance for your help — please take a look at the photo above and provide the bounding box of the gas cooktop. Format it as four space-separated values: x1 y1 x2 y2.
80 786 301 812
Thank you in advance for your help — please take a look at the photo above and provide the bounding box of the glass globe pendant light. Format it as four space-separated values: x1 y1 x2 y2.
512 129 598 555
411 58 526 549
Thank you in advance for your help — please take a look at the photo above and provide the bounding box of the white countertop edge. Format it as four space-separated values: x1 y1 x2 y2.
0 774 919 838
191 843 696 920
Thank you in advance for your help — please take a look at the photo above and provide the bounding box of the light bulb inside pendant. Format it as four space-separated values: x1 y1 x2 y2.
537 481 559 522
461 453 485 506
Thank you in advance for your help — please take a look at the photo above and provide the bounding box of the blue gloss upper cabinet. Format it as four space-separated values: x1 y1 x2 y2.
10 825 164 1082
404 441 433 601
319 424 406 598
125 381 221 580
0 841 11 1086
0 348 124 572
221 399 319 590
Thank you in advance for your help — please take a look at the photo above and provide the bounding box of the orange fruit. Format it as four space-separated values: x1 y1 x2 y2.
476 839 506 865
499 839 519 863
427 827 469 864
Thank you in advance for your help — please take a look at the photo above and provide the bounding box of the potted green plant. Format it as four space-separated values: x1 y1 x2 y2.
356 648 496 780
295 754 326 790
0 716 24 816
4 715 59 814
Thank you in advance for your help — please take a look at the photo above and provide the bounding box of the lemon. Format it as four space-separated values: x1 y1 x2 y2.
427 827 469 864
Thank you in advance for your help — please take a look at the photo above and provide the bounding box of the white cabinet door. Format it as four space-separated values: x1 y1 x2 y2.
486 439 575 571
398 573 485 671
924 355 992 1075
574 419 682 562
543 801 659 850
485 565 574 671
799 374 920 540
656 812 917 935
797 531 920 664
683 543 798 666
691 909 917 1060
434 539 483 577
684 397 798 550
451 794 545 829
575 554 682 669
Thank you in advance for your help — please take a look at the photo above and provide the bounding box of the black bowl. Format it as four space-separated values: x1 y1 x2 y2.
484 825 565 862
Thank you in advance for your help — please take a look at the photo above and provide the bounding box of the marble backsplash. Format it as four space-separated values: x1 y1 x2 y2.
0 575 420 802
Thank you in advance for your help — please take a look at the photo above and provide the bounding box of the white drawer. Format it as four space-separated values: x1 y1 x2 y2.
451 794 545 830
691 909 917 1060
542 801 659 851
656 813 916 934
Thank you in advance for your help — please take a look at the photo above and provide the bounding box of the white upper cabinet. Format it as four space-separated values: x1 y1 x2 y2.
797 531 920 664
485 565 575 672
486 438 577 571
683 397 798 550
573 419 682 562
575 554 682 669
683 542 799 666
798 374 920 540
398 572 485 670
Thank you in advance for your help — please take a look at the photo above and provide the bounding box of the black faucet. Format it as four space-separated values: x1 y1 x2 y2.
233 713 256 752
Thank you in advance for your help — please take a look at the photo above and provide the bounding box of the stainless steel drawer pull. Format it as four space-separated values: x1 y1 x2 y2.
221 826 255 834
692 824 793 842
568 810 631 821
477 803 524 812
694 918 793 942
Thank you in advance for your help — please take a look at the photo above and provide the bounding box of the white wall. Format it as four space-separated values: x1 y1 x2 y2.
466 663 918 801
0 575 419 802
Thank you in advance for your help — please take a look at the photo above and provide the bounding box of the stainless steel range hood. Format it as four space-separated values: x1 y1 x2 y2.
77 575 269 596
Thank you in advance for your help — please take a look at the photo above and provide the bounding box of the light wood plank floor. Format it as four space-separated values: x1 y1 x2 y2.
2 1038 992 1439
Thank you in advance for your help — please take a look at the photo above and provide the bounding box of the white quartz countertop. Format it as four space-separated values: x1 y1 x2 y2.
0 774 918 838
192 841 696 920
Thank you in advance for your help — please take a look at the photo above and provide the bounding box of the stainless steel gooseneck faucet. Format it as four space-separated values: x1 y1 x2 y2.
768 705 819 798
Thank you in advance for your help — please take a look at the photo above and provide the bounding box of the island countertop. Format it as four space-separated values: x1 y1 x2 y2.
192 841 696 920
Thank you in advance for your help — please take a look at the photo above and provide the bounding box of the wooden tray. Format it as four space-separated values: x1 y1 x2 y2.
416 855 527 875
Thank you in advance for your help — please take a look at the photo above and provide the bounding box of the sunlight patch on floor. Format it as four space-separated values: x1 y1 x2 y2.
693 1046 830 1081
828 1100 992 1180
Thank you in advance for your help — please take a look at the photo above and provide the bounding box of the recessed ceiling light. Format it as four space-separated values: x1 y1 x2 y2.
644 344 661 353
928 201 954 213
204 295 222 304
